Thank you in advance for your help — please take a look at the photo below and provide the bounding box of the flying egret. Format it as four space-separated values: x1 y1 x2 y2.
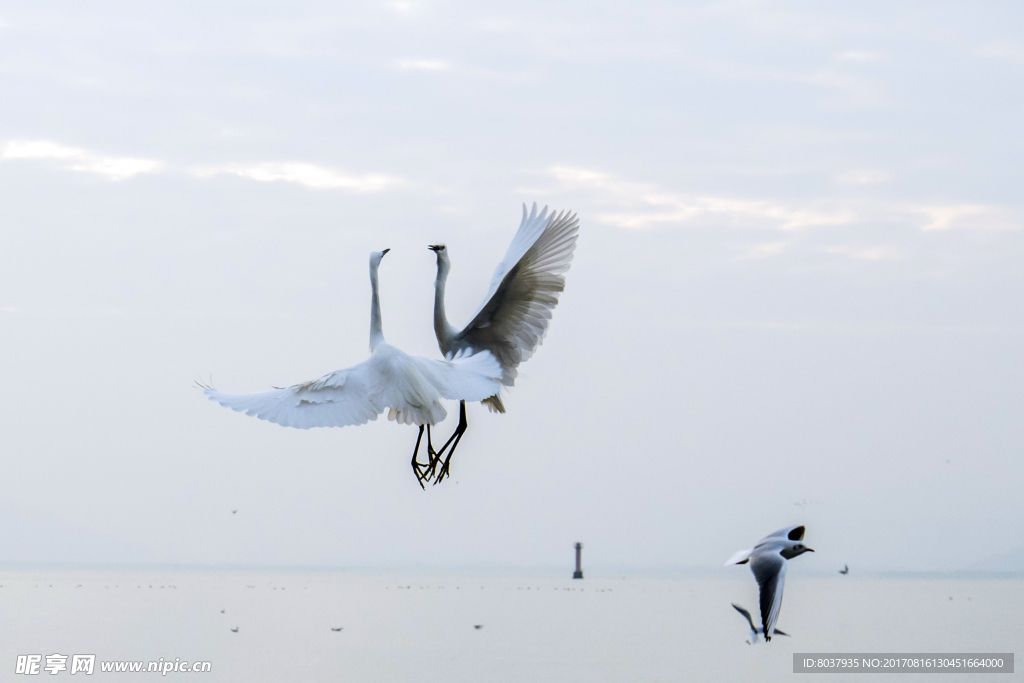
724 525 814 642
202 249 504 487
426 203 579 481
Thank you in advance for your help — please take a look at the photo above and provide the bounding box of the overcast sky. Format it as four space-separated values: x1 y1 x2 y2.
1 1 1022 573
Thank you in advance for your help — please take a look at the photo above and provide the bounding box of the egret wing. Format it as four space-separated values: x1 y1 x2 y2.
456 203 579 381
202 359 382 429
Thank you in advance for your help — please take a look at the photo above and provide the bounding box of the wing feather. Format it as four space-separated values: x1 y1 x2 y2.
750 552 787 641
456 204 579 382
202 360 381 429
203 346 503 430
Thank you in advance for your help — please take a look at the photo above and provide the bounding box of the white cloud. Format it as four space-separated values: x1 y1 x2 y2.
1 139 162 180
548 166 854 231
388 1 418 16
837 50 882 64
977 42 1024 65
398 59 450 71
838 169 890 185
547 165 1021 236
824 245 901 261
918 205 1017 231
737 241 791 260
196 162 399 192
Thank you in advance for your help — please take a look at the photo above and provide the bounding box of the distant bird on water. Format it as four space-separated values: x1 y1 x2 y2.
331 627 343 632
725 525 814 642
231 510 237 515
473 624 484 630
230 627 239 633
839 564 849 575
426 203 579 482
731 603 788 644
202 250 504 488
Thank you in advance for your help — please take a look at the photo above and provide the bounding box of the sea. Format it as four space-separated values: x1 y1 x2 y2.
0 569 1019 682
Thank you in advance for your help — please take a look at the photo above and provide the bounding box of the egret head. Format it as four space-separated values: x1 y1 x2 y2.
428 244 450 274
370 248 390 268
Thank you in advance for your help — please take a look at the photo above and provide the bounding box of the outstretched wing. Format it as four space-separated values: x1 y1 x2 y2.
731 603 757 633
201 360 382 429
750 552 787 641
203 347 502 429
758 525 805 545
456 202 579 382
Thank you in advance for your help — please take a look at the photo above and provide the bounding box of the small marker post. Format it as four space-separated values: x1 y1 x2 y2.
573 542 583 579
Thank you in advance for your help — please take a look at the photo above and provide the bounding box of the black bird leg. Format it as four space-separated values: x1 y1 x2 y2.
432 400 468 485
410 424 431 489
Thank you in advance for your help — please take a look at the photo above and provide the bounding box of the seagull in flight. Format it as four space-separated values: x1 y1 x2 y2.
426 203 579 482
731 603 788 644
725 525 814 642
839 564 849 575
202 250 504 487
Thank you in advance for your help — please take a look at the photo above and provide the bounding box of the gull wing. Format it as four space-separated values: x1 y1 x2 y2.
456 203 579 381
202 359 382 429
750 551 787 641
758 525 805 545
731 603 757 634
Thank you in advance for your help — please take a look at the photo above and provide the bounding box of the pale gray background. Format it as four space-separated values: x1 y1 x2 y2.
0 1 1021 573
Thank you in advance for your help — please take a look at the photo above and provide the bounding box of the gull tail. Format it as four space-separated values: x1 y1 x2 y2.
724 549 753 566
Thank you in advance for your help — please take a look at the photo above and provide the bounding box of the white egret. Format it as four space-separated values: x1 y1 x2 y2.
202 249 504 487
724 525 814 642
426 203 579 481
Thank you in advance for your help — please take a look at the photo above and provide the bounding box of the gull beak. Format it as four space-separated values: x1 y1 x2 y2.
428 244 441 252
381 248 390 256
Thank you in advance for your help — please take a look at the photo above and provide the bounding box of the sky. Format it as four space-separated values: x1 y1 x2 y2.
0 0 1022 574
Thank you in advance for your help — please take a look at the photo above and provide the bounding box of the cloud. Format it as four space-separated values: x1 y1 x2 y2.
977 42 1024 65
823 245 901 261
1 139 162 180
548 166 854 231
546 165 1022 236
836 50 882 64
838 169 890 185
196 162 399 192
388 1 418 16
918 205 1017 232
398 59 450 71
737 241 791 260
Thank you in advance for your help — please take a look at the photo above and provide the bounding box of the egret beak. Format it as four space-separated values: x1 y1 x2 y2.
381 248 390 256
428 245 441 252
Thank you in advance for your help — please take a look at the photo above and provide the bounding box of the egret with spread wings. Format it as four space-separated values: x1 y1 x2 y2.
202 249 504 488
426 203 579 482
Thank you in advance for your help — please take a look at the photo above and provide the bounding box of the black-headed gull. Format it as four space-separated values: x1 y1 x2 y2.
725 525 814 642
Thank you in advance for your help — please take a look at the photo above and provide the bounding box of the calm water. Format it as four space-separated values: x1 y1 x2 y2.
0 570 1019 682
